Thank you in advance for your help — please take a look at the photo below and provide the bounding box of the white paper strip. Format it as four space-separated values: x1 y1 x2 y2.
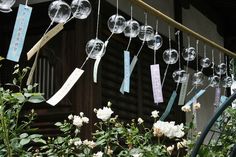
93 57 102 83
150 64 163 103
27 23 64 60
214 87 221 111
47 68 84 106
120 55 138 94
178 74 189 105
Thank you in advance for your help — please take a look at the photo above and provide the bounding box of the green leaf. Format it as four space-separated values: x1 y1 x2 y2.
20 133 29 138
28 95 45 103
28 134 42 139
24 93 32 98
20 138 30 146
55 122 63 127
12 93 25 103
32 138 46 144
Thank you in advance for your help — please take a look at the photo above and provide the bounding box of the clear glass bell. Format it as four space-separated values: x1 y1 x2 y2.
48 0 72 23
123 19 140 38
172 69 187 83
147 33 163 50
0 0 15 13
200 57 211 68
107 14 126 34
215 63 227 75
138 25 154 41
222 76 233 88
192 71 204 86
85 38 105 59
163 49 179 65
71 0 91 19
182 47 196 61
209 75 220 87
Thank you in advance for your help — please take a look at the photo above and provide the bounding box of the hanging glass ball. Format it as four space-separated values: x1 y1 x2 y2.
172 69 187 83
209 75 220 87
192 71 204 86
147 33 163 50
215 63 227 75
71 0 91 19
200 57 211 68
182 47 196 61
48 0 72 23
124 19 140 38
163 49 179 64
138 25 154 41
85 38 105 59
222 76 233 88
0 0 15 13
107 14 126 34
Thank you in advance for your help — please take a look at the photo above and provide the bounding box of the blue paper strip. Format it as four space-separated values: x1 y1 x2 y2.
160 91 177 121
185 89 206 106
7 5 32 62
220 96 228 106
124 51 130 93
120 56 138 94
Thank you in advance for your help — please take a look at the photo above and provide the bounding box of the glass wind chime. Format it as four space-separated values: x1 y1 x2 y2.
46 0 93 106
120 12 154 94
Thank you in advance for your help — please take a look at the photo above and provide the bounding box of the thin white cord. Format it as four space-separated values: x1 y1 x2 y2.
96 0 101 39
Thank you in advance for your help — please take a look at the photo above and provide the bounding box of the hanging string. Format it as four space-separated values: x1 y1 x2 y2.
96 0 101 39
186 35 190 73
25 0 29 6
116 0 119 15
196 40 199 72
137 12 147 57
162 26 171 87
79 0 101 69
201 44 207 72
212 49 215 75
27 7 60 85
126 5 133 51
175 30 181 70
153 19 159 64
219 52 222 64
168 26 172 50
106 0 119 41
204 44 207 58
226 56 229 76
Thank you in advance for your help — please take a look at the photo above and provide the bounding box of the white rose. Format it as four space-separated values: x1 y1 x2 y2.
83 140 96 149
80 112 84 117
74 140 82 146
73 116 83 127
193 102 201 110
93 151 103 157
82 117 89 123
138 118 144 124
181 105 191 112
132 153 143 157
167 145 174 155
68 114 73 120
96 107 113 121
151 110 159 118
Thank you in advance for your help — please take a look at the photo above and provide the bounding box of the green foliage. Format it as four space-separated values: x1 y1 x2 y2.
0 65 45 157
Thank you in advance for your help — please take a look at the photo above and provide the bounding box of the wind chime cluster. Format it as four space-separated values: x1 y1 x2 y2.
1 0 234 111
